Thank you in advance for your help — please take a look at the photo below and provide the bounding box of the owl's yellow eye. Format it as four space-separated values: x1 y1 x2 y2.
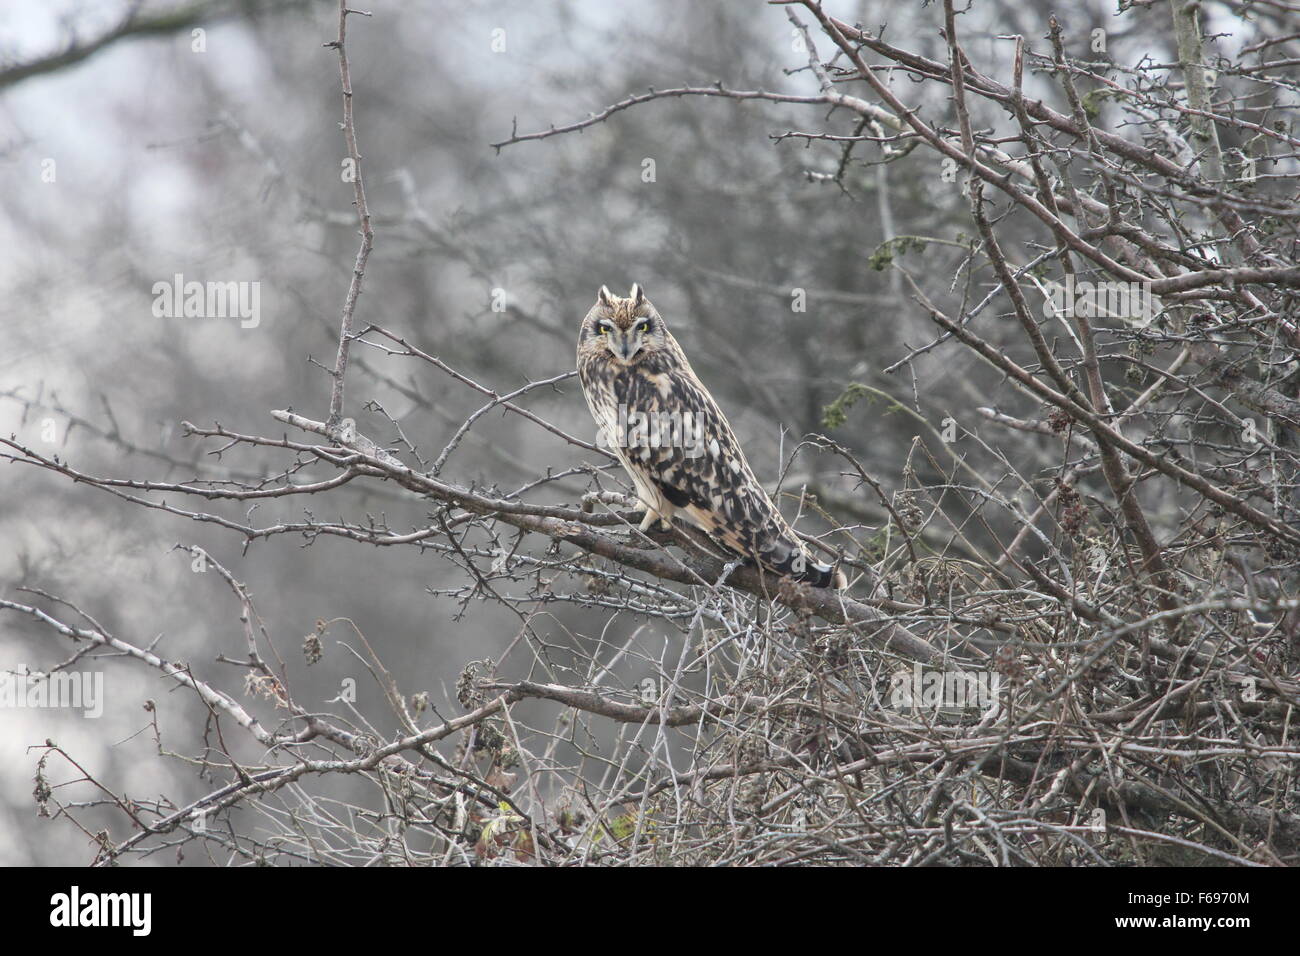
596 325 609 336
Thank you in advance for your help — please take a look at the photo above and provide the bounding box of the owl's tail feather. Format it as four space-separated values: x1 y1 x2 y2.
761 538 847 590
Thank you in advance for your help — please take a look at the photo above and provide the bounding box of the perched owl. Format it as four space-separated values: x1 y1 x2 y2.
577 283 846 589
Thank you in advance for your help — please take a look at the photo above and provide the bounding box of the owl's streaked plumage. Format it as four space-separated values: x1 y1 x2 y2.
577 283 846 589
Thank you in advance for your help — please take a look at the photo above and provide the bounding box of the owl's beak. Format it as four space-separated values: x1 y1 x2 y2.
612 332 640 362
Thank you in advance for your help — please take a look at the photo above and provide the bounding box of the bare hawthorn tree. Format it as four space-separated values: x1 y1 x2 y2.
3 0 1299 866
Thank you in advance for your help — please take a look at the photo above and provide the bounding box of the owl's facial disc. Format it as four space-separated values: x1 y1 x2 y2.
587 285 659 364
594 315 652 363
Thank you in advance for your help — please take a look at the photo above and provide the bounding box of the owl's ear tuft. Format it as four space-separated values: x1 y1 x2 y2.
630 283 646 307
597 285 615 308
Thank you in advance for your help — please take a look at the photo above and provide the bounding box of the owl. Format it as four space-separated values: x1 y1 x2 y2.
577 283 846 589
